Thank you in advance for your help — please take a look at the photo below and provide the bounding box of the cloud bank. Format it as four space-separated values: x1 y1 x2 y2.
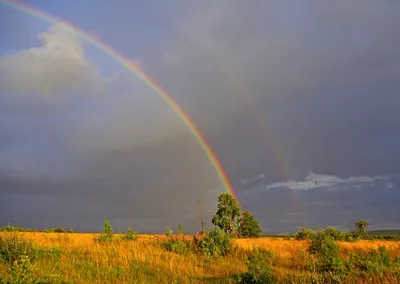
1 0 400 232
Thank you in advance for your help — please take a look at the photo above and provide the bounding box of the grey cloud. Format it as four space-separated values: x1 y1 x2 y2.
2 0 400 233
143 0 400 181
0 25 103 96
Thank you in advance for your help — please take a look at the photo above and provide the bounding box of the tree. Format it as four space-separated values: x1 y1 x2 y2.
212 193 241 234
239 210 262 238
353 219 370 239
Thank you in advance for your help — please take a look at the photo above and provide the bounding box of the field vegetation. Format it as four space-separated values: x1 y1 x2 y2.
1 193 400 283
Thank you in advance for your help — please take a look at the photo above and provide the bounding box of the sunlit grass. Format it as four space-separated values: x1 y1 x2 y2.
1 232 400 283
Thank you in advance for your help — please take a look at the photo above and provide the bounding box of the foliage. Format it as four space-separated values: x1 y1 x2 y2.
237 246 276 284
122 227 138 241
294 227 315 240
212 193 241 234
161 238 188 255
95 220 114 242
0 233 40 264
307 230 344 273
283 234 291 240
67 228 73 233
160 227 188 255
195 227 232 257
352 219 370 240
4 254 41 284
43 227 65 233
346 246 393 275
165 226 173 238
2 229 400 283
0 224 38 233
238 210 262 238
178 224 184 237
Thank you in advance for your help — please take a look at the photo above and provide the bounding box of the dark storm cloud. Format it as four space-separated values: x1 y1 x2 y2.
1 0 400 232
143 0 400 181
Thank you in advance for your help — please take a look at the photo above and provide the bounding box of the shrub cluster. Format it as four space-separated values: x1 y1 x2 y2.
195 227 233 257
236 246 276 284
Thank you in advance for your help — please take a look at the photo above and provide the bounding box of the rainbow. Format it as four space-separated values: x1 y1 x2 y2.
191 43 307 227
1 0 240 206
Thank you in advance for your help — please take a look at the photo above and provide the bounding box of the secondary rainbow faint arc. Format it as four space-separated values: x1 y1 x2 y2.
189 39 307 227
1 0 240 206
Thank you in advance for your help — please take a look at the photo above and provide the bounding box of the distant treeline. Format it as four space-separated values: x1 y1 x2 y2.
0 224 73 233
284 221 400 241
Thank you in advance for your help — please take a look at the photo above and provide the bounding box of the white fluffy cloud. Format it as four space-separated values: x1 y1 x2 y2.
0 24 101 96
266 172 383 190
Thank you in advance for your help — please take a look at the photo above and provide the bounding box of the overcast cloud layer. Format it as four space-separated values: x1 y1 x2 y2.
1 0 400 233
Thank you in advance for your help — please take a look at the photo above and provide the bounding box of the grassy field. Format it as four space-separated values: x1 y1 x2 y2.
1 232 400 283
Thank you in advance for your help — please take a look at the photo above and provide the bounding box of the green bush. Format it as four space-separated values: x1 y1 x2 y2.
5 254 41 284
238 210 262 238
294 227 315 240
160 227 188 255
122 226 138 241
95 220 114 242
237 246 276 284
0 233 40 264
195 227 232 257
161 238 188 255
346 246 393 275
307 231 344 273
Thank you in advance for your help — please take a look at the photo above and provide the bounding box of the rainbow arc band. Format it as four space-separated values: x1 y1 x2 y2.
1 0 240 207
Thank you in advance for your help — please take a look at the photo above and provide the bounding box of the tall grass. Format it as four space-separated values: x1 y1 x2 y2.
1 233 400 283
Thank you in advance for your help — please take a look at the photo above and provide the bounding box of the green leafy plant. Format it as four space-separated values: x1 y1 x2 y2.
294 227 315 240
160 227 188 255
352 219 370 240
212 193 241 235
196 227 232 257
178 224 184 237
237 246 276 284
238 210 262 238
5 254 41 284
95 220 114 242
0 233 40 264
307 230 344 273
122 227 138 241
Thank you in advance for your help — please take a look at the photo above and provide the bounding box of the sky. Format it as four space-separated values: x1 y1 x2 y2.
1 0 400 233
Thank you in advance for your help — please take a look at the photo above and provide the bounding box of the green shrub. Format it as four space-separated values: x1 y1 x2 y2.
307 231 344 273
238 210 263 238
165 227 173 238
161 238 188 255
122 227 138 241
95 220 114 242
178 224 184 237
195 227 232 257
294 227 315 240
5 254 41 284
237 246 276 284
346 246 393 275
0 233 40 264
160 227 188 255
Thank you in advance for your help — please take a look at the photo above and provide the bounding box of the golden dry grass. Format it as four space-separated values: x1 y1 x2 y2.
1 232 400 283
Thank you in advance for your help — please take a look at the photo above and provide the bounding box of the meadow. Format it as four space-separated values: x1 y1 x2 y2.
1 230 400 283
